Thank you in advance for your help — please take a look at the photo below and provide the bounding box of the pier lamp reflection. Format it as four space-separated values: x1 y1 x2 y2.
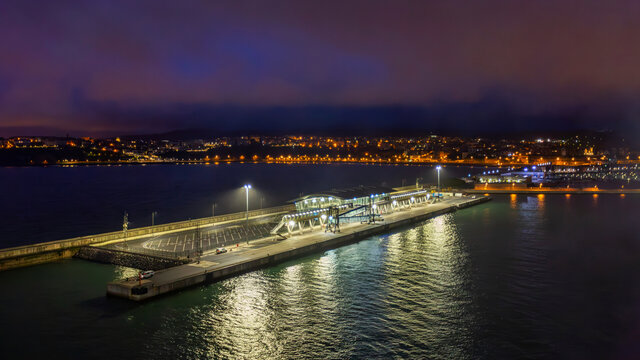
430 215 449 246
216 274 270 354
510 194 517 209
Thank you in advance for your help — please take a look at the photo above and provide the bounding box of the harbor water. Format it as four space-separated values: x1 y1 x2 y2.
0 164 639 359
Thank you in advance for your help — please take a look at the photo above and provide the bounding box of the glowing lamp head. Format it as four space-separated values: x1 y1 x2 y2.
320 214 327 220
244 184 251 189
288 220 295 226
436 166 441 170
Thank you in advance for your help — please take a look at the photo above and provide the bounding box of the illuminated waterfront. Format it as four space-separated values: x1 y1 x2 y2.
1 189 638 358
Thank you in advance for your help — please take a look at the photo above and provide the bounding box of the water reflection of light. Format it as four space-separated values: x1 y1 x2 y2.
317 251 336 278
381 213 474 355
537 194 545 210
209 274 270 357
313 252 340 325
510 194 517 209
430 215 448 246
384 233 404 262
286 263 301 276
620 194 626 199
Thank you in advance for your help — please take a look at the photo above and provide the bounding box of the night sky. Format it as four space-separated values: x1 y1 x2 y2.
1 0 640 138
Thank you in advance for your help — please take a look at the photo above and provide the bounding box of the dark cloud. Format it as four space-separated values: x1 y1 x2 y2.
0 0 639 136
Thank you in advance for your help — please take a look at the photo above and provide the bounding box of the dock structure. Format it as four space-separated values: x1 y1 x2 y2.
107 194 490 301
0 205 294 271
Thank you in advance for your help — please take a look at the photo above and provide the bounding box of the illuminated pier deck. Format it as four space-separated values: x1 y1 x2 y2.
107 194 490 301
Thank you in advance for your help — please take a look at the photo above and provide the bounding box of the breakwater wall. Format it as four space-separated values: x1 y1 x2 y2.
0 204 294 271
74 247 187 270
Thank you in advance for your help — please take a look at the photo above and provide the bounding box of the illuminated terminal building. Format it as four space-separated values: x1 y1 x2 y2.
292 185 393 211
271 185 440 236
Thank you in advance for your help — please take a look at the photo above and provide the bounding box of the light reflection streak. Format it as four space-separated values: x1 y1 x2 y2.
537 194 545 211
205 274 272 358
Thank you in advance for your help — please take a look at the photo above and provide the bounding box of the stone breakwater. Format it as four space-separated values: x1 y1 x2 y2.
74 247 188 270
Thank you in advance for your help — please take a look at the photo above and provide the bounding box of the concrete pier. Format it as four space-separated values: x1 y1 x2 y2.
0 205 293 271
107 195 491 301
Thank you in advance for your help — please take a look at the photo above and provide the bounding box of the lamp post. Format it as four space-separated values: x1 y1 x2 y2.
436 166 441 192
151 211 158 226
243 184 251 244
243 184 251 220
123 212 129 249
212 202 217 218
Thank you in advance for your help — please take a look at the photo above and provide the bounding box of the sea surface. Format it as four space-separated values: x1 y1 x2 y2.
0 164 639 359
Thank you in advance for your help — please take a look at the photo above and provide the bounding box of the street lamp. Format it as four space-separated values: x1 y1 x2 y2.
151 211 158 226
436 166 441 191
123 212 129 249
243 184 251 220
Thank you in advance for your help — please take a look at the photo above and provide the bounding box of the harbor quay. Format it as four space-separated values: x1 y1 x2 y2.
466 187 640 195
0 205 293 271
107 193 491 301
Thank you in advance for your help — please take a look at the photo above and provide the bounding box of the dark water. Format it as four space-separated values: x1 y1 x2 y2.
0 163 480 247
1 165 639 359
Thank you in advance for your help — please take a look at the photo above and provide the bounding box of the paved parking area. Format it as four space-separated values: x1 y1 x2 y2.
108 216 280 256
141 222 275 252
